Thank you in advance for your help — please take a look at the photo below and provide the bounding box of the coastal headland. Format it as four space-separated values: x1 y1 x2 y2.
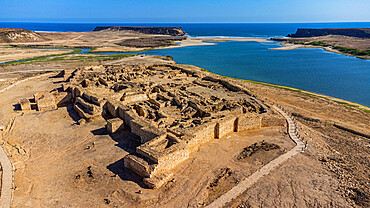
0 26 369 208
270 28 370 59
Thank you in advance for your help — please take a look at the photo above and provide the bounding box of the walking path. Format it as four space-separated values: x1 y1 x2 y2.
0 140 12 208
0 69 62 75
0 72 53 94
0 72 56 208
206 105 305 208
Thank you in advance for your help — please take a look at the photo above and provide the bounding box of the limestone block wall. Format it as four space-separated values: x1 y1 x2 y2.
122 93 148 104
118 107 136 128
36 93 57 111
130 118 164 143
154 144 189 172
135 134 190 176
53 92 72 107
187 122 217 151
238 113 261 131
19 98 31 111
261 114 286 127
72 86 83 100
218 116 237 138
75 97 96 114
107 118 124 133
105 100 120 117
123 155 155 178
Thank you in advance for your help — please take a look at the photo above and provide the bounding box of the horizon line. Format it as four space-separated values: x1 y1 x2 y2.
0 21 370 24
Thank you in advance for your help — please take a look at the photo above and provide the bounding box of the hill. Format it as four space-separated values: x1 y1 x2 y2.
288 28 370 38
93 26 186 36
0 28 47 43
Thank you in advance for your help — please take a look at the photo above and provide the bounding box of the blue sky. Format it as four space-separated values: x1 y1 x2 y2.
0 0 369 23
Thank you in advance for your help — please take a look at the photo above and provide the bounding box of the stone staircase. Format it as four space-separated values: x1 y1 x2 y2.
73 95 103 121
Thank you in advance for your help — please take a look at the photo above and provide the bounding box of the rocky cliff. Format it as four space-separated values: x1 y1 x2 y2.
0 28 47 43
288 28 370 38
93 26 186 36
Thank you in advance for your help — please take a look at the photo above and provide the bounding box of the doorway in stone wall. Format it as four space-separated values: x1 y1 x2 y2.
215 123 220 139
234 118 239 132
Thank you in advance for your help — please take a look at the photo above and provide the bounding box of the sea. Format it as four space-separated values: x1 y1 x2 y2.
1 22 369 106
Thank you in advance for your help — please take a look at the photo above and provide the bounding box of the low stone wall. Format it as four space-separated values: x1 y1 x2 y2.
218 116 237 138
186 122 217 152
105 99 120 117
124 155 154 178
238 113 261 131
261 114 286 127
122 93 148 104
130 118 164 143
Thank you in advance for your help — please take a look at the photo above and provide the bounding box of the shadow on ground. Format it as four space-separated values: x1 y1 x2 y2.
90 125 145 188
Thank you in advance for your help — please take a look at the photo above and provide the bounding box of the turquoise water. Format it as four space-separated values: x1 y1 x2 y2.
142 41 370 106
0 22 369 106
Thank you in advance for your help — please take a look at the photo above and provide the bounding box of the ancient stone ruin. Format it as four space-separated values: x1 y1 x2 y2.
18 64 270 189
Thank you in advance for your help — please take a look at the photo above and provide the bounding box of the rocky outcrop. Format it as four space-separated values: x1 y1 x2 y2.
116 36 186 48
288 28 370 38
93 26 186 36
0 28 47 43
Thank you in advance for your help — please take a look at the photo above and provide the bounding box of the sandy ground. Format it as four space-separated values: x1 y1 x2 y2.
92 38 216 52
0 73 292 207
270 35 370 59
0 47 73 63
283 35 370 51
172 38 216 47
0 56 368 207
269 43 301 50
192 37 271 43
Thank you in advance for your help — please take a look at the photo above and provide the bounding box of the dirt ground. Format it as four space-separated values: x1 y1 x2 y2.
0 55 368 208
288 35 370 51
0 47 74 63
272 35 370 59
0 30 211 54
0 74 293 207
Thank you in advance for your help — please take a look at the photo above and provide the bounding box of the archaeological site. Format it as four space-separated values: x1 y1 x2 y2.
17 64 277 189
0 25 368 208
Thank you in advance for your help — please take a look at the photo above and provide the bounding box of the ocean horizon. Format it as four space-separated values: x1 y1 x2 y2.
1 22 369 106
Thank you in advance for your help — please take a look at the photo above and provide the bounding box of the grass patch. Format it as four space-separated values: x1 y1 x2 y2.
288 41 370 57
306 41 331 47
1 49 135 66
287 40 370 58
332 46 370 56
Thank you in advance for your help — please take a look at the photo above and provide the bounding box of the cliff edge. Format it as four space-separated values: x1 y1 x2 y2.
288 28 370 38
93 26 186 36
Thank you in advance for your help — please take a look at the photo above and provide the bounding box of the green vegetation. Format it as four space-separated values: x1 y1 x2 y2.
287 40 369 57
294 41 370 57
306 41 330 47
199 67 210 72
332 46 370 56
287 40 304 45
1 51 136 66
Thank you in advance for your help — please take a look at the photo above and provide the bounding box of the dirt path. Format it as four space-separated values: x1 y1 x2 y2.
0 138 12 208
0 73 52 94
206 105 305 208
0 69 62 75
0 72 56 208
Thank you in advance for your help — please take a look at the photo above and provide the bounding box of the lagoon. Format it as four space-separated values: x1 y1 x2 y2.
142 41 370 106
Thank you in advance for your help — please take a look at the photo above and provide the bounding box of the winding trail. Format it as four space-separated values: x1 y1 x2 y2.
0 73 52 94
0 140 12 208
0 72 56 208
206 105 305 208
0 69 62 75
